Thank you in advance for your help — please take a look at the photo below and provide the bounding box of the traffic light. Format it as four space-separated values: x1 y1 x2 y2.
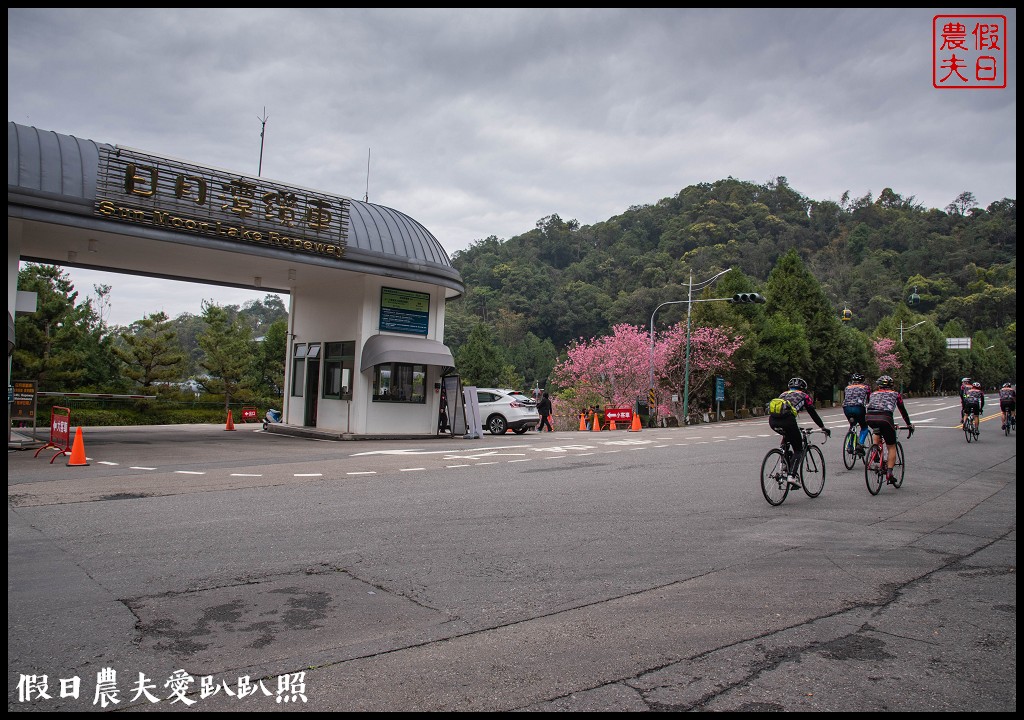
731 292 766 304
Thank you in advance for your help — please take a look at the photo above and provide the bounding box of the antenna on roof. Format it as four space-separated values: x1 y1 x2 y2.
257 107 269 177
364 149 371 202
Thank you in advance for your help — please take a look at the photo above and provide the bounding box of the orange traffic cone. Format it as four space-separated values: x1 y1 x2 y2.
609 418 617 431
66 427 89 466
592 414 602 432
225 410 235 431
629 413 643 432
579 412 587 431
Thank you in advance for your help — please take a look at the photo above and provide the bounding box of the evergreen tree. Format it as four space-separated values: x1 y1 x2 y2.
111 312 186 389
197 301 255 411
454 322 511 388
250 318 288 398
12 264 91 391
764 249 845 399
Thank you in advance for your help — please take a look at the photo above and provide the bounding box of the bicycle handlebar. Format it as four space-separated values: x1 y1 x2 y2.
894 424 915 438
800 426 829 444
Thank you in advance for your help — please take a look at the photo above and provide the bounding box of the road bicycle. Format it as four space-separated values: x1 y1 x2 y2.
760 427 828 506
842 418 869 470
963 410 980 443
1004 409 1015 437
864 425 912 496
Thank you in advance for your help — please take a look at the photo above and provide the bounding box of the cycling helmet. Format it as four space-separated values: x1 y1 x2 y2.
788 377 808 390
973 381 982 388
961 377 972 384
850 373 865 383
1003 382 1013 388
876 375 894 388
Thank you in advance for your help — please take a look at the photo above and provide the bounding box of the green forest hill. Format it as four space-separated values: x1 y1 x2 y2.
444 177 1015 408
12 176 1016 426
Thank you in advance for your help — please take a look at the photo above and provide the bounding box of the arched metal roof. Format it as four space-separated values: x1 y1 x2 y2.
8 121 463 295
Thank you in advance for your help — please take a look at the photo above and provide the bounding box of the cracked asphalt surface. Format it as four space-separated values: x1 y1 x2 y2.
7 400 1016 711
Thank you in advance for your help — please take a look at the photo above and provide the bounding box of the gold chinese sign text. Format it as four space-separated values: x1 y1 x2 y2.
95 147 349 258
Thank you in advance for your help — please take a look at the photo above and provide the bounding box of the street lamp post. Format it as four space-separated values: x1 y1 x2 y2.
648 268 733 425
899 319 926 343
898 320 927 393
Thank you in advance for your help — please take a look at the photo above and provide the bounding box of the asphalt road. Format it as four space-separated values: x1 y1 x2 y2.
7 397 1016 711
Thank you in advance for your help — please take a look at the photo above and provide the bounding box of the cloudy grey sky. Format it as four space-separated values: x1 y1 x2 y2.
8 8 1017 326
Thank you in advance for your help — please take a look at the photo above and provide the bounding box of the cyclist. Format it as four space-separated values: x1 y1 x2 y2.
962 381 985 428
999 382 1016 431
768 377 831 487
842 373 872 449
959 376 973 425
865 375 915 484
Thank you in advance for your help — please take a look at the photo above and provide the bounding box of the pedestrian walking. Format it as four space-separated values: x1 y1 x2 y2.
537 392 554 432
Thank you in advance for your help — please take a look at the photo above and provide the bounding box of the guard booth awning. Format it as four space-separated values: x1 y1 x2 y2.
360 334 455 372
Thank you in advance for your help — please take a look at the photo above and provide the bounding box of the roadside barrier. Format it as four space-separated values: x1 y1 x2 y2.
34 406 72 463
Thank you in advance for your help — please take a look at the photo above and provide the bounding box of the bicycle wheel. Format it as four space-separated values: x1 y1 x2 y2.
760 448 790 506
890 442 905 488
973 418 980 442
842 429 857 470
801 444 826 498
1006 417 1012 436
864 444 884 495
964 416 974 443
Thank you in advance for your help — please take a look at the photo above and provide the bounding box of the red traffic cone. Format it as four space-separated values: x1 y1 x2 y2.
66 427 90 466
225 410 236 431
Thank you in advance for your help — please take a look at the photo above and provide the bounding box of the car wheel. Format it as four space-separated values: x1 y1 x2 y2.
513 427 528 435
487 415 508 435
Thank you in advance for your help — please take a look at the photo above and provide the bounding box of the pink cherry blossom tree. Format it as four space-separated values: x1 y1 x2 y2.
552 322 744 424
657 324 743 424
552 323 656 411
873 337 902 375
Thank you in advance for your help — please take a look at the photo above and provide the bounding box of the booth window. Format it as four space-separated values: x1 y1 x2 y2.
291 343 307 397
323 341 354 400
373 363 426 403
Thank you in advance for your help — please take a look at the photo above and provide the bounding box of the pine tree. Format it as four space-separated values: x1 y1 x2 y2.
197 301 254 412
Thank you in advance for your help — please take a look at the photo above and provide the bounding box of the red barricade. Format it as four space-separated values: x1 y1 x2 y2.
33 406 73 463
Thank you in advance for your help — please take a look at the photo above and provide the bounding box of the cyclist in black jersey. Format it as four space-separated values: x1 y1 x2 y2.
865 375 915 483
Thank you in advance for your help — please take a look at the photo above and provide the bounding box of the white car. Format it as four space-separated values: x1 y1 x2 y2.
476 388 540 435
